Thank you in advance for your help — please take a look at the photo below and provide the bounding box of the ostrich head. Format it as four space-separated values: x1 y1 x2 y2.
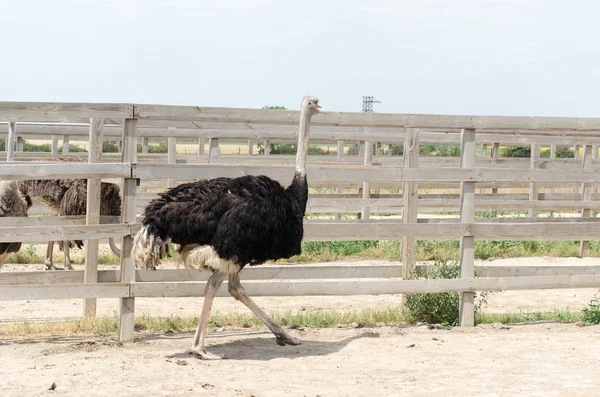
302 96 321 115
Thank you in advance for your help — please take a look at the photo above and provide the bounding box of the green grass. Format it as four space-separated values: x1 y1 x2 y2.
0 307 590 338
6 239 597 266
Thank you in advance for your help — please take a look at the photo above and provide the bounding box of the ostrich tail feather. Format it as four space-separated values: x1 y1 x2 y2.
132 225 169 270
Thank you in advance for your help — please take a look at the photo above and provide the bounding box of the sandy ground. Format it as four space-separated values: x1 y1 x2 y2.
1 323 600 397
1 256 600 396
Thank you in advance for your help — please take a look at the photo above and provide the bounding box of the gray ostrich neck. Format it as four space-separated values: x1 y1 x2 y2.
295 110 312 176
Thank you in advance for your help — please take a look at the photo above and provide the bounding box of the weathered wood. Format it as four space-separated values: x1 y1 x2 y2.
199 137 206 155
0 283 129 301
132 104 600 131
51 135 59 155
361 141 373 219
0 224 130 243
402 128 419 283
167 137 177 188
62 135 70 153
0 163 130 180
83 118 103 316
208 138 219 164
5 265 600 287
132 164 600 184
528 144 540 218
459 128 476 327
142 137 149 154
119 118 137 343
129 274 600 298
580 145 593 257
6 122 15 161
0 102 133 121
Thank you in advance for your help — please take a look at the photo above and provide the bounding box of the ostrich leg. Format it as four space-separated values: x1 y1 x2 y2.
190 270 227 360
228 272 300 346
45 241 60 270
63 241 73 270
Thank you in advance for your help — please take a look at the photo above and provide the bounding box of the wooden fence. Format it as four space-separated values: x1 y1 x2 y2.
2 101 600 339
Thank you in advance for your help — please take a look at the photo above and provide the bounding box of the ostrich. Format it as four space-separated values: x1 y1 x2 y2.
132 96 321 359
21 175 122 270
0 181 32 269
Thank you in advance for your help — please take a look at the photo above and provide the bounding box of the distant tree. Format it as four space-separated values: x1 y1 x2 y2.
262 105 287 110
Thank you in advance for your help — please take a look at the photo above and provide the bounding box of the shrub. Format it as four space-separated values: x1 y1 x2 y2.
104 141 120 153
582 292 600 324
404 260 489 326
501 146 530 158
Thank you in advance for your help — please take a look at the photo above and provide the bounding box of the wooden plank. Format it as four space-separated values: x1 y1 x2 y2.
528 144 540 218
167 137 177 188
0 224 130 243
402 128 419 283
208 138 219 164
6 265 600 287
580 145 593 257
84 117 103 316
6 122 15 161
0 102 133 121
62 135 70 153
51 135 59 155
459 129 476 327
0 163 130 180
133 104 600 131
129 274 600 298
0 283 129 301
132 164 600 183
0 215 87 227
361 141 373 219
119 118 137 343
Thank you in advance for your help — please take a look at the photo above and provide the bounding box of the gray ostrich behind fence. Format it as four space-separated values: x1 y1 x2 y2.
21 157 122 270
0 181 32 269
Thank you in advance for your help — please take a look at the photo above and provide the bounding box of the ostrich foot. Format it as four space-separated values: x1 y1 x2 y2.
45 263 63 271
276 332 301 346
190 347 225 360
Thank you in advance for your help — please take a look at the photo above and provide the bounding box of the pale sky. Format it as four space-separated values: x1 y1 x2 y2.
1 0 599 117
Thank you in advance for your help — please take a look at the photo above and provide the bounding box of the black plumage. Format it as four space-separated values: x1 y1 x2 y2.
140 173 308 269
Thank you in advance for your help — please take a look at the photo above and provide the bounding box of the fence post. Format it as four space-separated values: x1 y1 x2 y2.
528 144 540 218
491 143 500 195
16 136 24 152
401 128 419 285
142 137 149 154
480 144 488 194
198 138 205 156
387 143 393 156
579 145 593 257
83 117 103 316
167 136 177 188
51 135 59 155
459 128 476 327
119 117 137 343
361 141 373 219
6 122 16 161
208 138 219 164
62 135 70 153
247 140 253 156
336 140 344 220
264 140 270 156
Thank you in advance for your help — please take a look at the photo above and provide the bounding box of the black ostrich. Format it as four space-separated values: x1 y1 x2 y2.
132 96 321 359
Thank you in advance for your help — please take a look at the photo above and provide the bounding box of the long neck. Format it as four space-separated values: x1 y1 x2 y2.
295 108 312 176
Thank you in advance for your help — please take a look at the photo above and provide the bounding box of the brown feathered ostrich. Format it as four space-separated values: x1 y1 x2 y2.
0 181 32 269
21 170 122 270
132 96 321 359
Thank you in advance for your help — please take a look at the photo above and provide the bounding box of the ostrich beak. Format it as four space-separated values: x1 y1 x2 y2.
315 104 321 112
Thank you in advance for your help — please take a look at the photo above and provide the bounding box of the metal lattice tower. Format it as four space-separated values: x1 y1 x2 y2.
362 96 381 113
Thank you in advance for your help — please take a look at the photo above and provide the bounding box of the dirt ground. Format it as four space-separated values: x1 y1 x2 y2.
1 256 600 396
